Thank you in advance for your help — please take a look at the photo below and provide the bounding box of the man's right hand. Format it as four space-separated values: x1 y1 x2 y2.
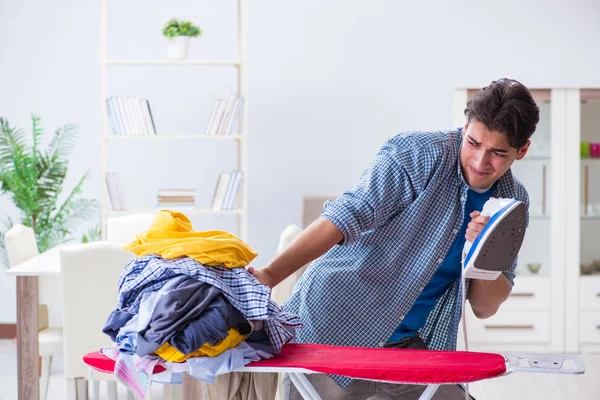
247 217 344 291
247 266 274 289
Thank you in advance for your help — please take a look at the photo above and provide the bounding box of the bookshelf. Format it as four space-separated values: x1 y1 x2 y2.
99 1 248 240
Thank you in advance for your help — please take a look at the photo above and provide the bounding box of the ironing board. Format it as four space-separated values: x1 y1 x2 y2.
83 343 585 400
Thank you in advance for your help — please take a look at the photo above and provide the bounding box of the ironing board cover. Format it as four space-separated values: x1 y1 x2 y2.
83 343 507 384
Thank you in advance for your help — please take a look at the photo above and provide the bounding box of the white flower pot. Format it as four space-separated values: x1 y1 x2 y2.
167 36 190 60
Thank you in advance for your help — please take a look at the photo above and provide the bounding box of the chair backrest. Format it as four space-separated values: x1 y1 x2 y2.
302 195 336 229
106 213 156 244
271 225 306 305
60 241 134 379
4 224 39 266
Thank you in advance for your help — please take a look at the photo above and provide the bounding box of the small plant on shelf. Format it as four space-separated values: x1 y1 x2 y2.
162 19 202 60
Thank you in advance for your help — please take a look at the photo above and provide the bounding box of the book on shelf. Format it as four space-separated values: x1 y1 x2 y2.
211 172 231 210
157 188 196 208
211 170 243 210
105 172 128 210
205 94 243 136
157 189 196 198
106 96 157 136
157 197 195 204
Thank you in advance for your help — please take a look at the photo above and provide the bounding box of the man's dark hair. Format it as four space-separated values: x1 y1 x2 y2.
464 78 540 149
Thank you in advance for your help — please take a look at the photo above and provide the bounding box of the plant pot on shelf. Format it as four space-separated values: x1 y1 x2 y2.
167 36 190 60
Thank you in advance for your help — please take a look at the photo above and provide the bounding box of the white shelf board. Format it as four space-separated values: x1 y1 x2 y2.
106 59 243 66
106 208 243 216
105 135 243 141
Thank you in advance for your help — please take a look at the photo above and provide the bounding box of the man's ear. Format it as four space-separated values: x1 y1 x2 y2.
516 140 531 160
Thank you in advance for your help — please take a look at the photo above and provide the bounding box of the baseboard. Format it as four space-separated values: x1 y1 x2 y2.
0 323 17 339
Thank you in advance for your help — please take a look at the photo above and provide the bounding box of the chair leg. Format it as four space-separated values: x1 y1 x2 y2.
125 387 134 400
76 378 88 400
107 381 118 400
67 379 77 400
91 380 100 399
163 383 183 400
40 356 52 400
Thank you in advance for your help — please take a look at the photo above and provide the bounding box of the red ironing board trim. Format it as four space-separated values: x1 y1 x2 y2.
83 343 506 384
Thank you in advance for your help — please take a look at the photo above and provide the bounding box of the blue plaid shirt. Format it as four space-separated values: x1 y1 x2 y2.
283 129 529 388
117 255 302 352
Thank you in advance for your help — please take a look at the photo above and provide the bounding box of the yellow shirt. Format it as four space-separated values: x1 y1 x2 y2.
124 210 257 268
155 328 247 362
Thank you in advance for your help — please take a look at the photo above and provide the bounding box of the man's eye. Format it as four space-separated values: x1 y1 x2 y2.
494 152 506 158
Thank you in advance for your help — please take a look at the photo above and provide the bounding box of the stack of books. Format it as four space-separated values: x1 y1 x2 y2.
157 189 196 209
205 93 243 136
105 172 128 210
211 170 243 210
106 95 157 136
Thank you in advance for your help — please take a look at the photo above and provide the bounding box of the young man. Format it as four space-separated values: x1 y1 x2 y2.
250 78 540 399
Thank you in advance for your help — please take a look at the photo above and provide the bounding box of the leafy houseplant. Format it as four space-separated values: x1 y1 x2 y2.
0 115 99 267
162 19 202 60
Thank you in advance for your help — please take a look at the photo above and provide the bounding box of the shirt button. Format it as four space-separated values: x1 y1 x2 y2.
438 258 443 263
461 197 466 201
399 315 405 321
453 229 458 234
378 342 385 347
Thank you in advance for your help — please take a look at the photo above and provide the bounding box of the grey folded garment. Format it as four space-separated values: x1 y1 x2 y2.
169 294 251 355
103 309 135 342
137 276 251 357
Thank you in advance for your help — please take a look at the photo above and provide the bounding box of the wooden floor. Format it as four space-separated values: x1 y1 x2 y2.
1 340 598 399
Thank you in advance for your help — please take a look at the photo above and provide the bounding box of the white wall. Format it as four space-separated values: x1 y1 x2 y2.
1 0 599 323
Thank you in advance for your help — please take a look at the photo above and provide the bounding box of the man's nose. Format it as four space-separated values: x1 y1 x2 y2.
473 151 490 168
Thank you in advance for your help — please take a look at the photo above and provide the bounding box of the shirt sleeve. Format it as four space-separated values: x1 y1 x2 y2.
321 136 424 246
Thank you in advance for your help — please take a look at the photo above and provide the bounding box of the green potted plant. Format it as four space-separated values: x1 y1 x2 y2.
0 114 99 267
162 18 202 60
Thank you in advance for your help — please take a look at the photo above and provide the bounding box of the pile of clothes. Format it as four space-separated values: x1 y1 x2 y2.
101 210 302 398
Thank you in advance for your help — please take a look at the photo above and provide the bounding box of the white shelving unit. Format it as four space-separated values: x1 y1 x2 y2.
99 0 249 240
454 86 600 355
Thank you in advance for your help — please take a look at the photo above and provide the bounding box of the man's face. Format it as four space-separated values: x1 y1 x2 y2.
459 120 530 189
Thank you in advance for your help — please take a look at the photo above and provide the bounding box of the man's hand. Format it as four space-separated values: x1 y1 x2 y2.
466 210 490 243
465 210 511 319
247 266 274 289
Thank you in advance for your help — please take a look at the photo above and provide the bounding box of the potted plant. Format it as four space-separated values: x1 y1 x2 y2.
162 18 202 60
0 114 99 267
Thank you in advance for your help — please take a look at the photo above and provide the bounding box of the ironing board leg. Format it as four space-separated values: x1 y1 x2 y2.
418 384 440 400
288 373 322 400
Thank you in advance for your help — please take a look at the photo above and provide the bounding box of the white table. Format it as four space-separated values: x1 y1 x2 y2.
6 245 63 400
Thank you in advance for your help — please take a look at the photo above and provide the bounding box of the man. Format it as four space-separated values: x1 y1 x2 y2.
250 78 539 399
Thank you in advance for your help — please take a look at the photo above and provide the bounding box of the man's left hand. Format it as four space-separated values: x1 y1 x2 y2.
466 211 490 243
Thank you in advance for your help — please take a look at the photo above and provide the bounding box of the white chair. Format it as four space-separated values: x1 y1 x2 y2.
106 213 156 244
106 213 180 399
271 224 308 400
271 225 307 305
5 224 63 400
60 241 135 400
